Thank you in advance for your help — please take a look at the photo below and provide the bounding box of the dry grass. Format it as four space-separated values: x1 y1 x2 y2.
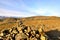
0 16 60 31
0 16 60 40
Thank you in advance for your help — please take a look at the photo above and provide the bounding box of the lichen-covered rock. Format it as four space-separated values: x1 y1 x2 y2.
15 33 28 40
0 24 49 40
0 33 3 37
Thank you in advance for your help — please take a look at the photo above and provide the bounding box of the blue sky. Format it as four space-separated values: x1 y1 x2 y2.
0 0 60 17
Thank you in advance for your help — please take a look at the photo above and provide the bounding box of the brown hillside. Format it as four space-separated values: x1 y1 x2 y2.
0 16 60 31
0 16 60 40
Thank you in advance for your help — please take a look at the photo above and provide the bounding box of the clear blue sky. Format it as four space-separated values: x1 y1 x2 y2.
0 0 60 17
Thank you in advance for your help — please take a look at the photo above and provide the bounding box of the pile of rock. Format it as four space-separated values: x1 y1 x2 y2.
0 23 50 40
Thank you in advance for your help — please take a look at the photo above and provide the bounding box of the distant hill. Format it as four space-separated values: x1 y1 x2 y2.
0 16 60 31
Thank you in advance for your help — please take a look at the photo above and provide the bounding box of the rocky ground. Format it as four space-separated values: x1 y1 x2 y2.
0 21 51 40
0 16 60 40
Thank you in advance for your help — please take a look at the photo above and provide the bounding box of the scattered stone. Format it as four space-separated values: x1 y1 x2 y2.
0 24 49 40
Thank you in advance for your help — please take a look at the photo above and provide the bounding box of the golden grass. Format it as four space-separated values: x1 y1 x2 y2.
0 16 60 32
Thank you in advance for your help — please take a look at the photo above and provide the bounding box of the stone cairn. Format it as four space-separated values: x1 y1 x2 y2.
0 21 50 40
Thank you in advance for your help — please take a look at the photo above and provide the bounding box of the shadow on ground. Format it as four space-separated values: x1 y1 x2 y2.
45 29 60 40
